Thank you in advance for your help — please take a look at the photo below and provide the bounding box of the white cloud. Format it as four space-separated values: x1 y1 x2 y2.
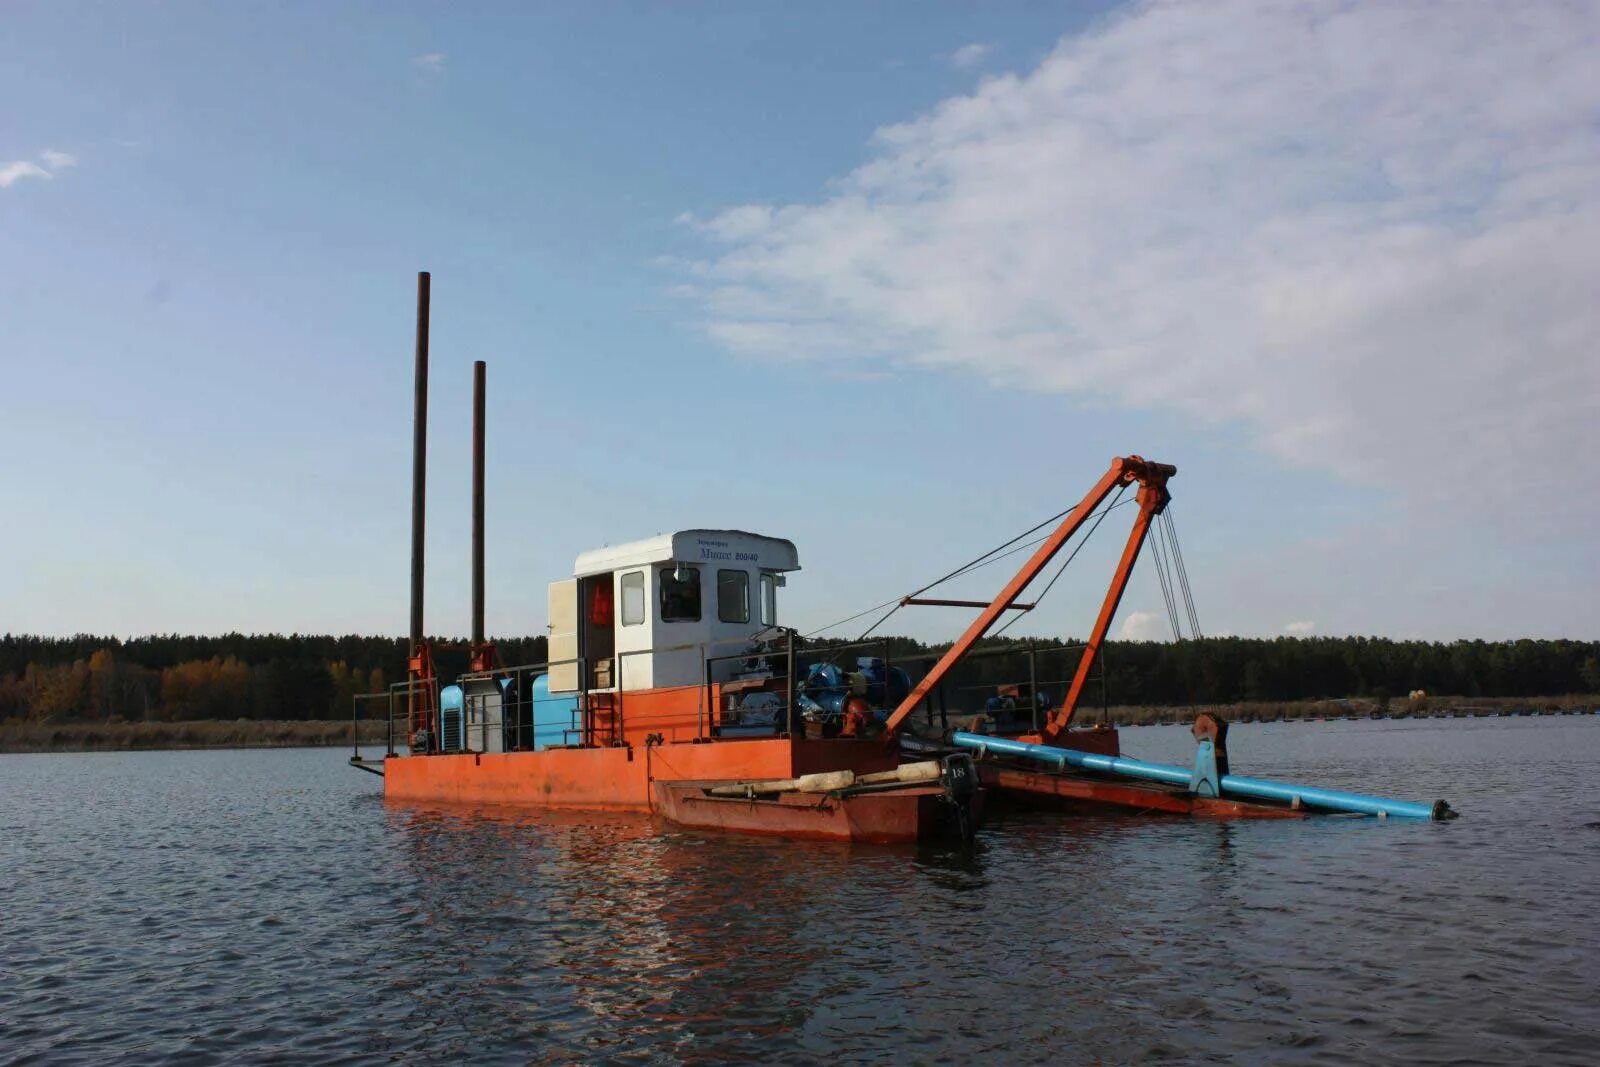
1118 610 1169 641
0 161 50 188
684 1 1600 519
946 42 993 69
2 148 80 188
1283 620 1316 636
413 52 446 75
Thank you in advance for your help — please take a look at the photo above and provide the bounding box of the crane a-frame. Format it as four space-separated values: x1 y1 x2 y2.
881 455 1177 746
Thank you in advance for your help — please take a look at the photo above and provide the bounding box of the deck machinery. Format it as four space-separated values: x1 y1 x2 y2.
353 274 1454 840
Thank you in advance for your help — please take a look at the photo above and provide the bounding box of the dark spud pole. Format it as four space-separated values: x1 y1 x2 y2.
471 359 486 648
410 272 430 653
409 272 430 741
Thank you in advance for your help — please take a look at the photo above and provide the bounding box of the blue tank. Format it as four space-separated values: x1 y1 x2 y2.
530 673 578 751
854 657 911 707
439 685 465 752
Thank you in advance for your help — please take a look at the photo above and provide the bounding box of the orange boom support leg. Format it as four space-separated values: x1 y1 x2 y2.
881 456 1175 745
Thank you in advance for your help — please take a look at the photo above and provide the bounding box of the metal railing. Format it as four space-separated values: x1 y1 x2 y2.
350 630 1112 760
349 676 440 760
791 636 1109 733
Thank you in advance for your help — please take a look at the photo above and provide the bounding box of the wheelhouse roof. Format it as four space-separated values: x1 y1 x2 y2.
572 529 800 578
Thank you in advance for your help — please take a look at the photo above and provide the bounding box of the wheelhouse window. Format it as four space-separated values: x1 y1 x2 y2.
620 570 646 626
717 569 750 624
659 566 701 622
759 573 777 626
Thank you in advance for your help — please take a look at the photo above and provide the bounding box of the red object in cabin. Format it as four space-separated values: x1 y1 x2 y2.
589 581 614 627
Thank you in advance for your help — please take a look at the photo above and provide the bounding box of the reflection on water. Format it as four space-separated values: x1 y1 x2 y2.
2 717 1598 1064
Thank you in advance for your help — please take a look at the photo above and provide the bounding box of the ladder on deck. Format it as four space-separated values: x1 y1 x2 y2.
586 692 620 746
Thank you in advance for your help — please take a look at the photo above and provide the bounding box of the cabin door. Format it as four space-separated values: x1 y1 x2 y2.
580 573 616 690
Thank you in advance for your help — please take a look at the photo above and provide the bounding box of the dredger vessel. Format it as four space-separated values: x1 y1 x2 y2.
350 274 1454 840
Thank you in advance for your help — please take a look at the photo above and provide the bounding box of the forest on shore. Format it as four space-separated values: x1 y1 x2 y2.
3 631 1597 726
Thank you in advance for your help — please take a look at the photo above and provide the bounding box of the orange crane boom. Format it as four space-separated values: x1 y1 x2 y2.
881 455 1175 745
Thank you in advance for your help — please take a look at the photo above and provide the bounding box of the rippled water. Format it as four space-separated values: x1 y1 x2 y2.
3 717 1598 1064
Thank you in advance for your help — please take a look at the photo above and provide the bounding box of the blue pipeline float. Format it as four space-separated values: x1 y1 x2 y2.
951 732 1454 820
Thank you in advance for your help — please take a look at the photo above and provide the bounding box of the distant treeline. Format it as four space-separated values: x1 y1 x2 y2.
0 634 549 724
1 632 1596 724
848 634 1600 710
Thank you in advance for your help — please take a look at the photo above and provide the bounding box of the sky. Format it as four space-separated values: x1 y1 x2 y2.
3 1 1597 645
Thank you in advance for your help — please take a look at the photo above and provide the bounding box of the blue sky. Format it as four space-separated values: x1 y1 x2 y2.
3 1 1597 643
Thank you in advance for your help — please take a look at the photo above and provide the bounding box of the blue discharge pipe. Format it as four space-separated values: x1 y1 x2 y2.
951 732 1453 820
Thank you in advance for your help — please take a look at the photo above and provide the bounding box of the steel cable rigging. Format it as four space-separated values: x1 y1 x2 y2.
840 495 1135 643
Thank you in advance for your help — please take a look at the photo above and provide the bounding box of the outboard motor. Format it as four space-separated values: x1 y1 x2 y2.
939 753 980 844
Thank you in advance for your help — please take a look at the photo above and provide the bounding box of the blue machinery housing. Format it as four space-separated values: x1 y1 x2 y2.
951 732 1454 820
439 685 466 752
530 673 578 751
797 658 911 719
439 674 577 754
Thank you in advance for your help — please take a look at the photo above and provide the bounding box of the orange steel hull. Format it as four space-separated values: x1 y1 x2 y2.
384 737 897 812
980 765 1305 819
651 780 963 843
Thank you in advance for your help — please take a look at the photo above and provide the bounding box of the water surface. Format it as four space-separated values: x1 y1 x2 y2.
3 717 1597 1063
